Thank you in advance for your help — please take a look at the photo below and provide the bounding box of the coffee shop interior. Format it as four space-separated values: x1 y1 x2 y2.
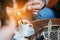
0 0 60 40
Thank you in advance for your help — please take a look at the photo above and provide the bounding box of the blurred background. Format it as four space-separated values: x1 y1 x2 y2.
0 0 60 25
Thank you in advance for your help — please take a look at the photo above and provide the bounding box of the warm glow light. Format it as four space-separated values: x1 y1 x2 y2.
17 10 21 16
13 0 21 17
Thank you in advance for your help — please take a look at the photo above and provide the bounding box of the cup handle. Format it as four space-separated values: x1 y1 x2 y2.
23 20 29 24
29 24 33 28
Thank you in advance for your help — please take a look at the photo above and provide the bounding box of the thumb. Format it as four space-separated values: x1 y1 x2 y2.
6 7 16 18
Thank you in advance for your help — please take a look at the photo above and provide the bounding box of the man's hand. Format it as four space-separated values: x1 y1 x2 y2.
22 0 45 15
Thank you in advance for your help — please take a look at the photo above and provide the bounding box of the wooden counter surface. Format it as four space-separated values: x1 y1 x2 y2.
29 18 60 40
31 18 60 31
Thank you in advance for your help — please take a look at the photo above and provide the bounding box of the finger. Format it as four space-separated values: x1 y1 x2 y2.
27 6 32 10
27 5 41 11
32 5 42 10
32 12 38 15
33 0 45 5
22 1 33 11
32 10 39 12
30 0 45 10
23 1 33 8
27 4 44 10
32 0 40 5
32 3 45 10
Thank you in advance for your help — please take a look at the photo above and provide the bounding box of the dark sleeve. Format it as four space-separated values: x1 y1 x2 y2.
34 7 55 20
50 0 60 18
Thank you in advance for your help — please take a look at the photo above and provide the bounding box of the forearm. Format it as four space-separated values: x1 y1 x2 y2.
0 18 17 40
0 26 15 40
